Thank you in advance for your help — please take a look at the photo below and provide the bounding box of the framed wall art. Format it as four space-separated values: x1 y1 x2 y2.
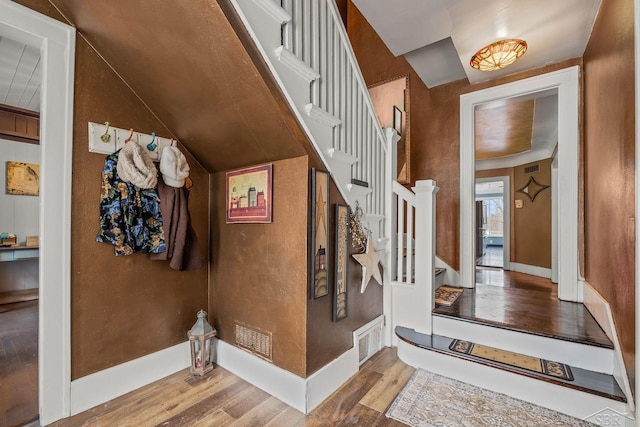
310 168 329 299
333 204 349 321
6 161 39 196
226 164 273 223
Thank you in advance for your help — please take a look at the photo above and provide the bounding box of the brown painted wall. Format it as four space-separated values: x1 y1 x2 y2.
348 1 580 271
583 0 635 390
306 182 384 376
513 159 552 269
211 157 309 377
13 0 210 380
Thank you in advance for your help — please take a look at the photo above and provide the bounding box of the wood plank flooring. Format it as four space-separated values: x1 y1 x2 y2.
51 347 414 427
434 269 613 348
0 301 38 427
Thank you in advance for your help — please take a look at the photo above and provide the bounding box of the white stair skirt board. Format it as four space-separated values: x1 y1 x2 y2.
435 256 459 286
216 339 359 414
509 262 552 279
397 339 629 421
432 316 613 374
249 0 291 25
583 281 636 413
70 342 191 415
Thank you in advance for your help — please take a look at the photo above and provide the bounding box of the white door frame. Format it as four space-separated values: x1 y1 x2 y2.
475 176 511 271
0 1 75 424
460 66 580 301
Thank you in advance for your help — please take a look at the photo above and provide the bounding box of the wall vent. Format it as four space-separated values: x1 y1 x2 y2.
354 315 384 366
524 164 539 173
234 321 272 362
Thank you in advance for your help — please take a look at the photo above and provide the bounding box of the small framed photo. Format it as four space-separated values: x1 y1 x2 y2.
6 161 39 196
226 164 273 223
310 169 329 299
393 105 403 134
333 204 349 321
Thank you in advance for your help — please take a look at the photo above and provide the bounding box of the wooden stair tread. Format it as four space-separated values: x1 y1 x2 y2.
395 326 627 403
432 287 614 350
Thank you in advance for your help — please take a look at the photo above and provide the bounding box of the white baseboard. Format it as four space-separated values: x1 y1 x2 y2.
70 342 191 415
509 262 551 279
583 281 635 414
216 339 360 414
435 256 460 286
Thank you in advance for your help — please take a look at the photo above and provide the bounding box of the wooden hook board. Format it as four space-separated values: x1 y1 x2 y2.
88 122 175 161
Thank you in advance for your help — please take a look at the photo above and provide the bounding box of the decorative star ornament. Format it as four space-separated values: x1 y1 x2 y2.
352 236 382 293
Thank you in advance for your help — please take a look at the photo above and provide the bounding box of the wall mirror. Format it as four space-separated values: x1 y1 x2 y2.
368 75 410 184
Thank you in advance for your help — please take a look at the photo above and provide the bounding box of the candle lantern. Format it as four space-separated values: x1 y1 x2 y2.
188 309 216 376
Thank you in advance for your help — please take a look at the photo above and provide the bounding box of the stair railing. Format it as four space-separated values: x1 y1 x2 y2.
390 179 439 336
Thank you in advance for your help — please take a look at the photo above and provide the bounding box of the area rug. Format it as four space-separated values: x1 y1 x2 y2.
449 339 573 381
386 369 594 426
434 286 462 306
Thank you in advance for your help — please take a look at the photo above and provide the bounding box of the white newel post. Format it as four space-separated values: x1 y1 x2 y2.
382 127 400 346
412 180 439 334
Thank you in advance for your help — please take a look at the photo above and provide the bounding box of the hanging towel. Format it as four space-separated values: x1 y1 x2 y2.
96 150 166 255
150 175 203 270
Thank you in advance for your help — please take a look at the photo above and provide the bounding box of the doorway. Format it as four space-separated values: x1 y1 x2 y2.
460 67 580 302
475 177 510 270
0 2 75 424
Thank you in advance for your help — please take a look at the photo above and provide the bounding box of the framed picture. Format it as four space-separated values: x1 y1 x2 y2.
333 204 349 321
6 161 39 196
310 168 329 299
393 105 403 134
226 164 273 223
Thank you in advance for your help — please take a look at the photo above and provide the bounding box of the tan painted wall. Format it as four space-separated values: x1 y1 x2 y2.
583 0 636 391
13 0 210 380
513 159 552 268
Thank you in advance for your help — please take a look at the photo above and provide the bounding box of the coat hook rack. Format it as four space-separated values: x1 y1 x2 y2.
88 122 177 161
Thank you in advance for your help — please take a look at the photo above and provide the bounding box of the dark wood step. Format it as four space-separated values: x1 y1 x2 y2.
395 326 626 403
432 285 614 349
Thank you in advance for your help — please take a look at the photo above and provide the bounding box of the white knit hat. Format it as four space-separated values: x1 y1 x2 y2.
160 145 190 188
117 142 158 189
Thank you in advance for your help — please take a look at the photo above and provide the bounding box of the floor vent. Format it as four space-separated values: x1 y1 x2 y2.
354 315 384 366
234 321 272 362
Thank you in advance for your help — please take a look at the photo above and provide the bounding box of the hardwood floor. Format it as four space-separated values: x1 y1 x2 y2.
0 301 38 427
51 347 414 427
434 269 613 348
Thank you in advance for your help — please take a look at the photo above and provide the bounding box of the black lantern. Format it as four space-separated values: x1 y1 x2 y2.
187 310 216 376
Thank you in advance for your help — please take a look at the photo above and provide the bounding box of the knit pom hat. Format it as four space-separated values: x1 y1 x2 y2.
160 145 190 188
117 142 158 189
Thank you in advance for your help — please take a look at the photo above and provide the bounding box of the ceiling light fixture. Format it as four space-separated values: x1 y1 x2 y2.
470 39 528 71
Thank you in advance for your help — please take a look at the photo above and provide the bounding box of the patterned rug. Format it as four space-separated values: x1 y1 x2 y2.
449 339 574 381
386 370 594 426
434 286 462 306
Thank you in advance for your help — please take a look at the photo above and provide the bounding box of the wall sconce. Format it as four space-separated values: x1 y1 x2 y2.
188 310 216 376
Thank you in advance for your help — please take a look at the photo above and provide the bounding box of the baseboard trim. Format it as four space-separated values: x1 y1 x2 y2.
583 281 635 414
509 262 551 279
70 342 191 415
216 339 360 414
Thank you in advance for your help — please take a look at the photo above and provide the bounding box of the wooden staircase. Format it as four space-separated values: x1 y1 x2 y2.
395 283 633 422
228 0 393 247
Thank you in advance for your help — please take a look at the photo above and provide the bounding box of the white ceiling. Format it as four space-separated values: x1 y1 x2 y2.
0 35 41 112
352 0 601 88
